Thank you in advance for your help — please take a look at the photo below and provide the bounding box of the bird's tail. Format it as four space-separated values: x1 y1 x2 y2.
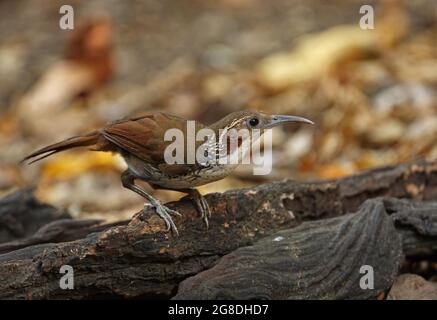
22 131 102 164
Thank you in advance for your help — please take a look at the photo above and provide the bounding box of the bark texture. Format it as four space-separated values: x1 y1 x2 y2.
0 160 435 299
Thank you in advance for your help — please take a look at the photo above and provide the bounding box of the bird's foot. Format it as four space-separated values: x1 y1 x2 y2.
199 196 211 229
189 191 211 230
143 200 181 236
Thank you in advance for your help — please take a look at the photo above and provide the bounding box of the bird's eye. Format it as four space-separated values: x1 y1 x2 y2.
248 117 259 127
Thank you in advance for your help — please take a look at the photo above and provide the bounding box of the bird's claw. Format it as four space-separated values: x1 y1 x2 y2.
200 197 211 229
190 193 211 230
144 201 180 236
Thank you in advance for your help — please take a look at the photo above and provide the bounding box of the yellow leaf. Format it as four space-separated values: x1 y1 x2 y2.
41 151 117 180
256 25 377 90
316 163 356 179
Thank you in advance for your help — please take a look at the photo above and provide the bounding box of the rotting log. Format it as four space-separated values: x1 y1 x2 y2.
0 160 435 299
0 218 127 254
0 188 70 243
173 198 437 299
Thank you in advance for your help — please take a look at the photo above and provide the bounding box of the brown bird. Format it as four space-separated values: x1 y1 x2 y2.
23 110 313 235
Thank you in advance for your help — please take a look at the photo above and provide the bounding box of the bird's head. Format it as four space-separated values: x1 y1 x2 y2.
211 110 313 133
209 110 313 162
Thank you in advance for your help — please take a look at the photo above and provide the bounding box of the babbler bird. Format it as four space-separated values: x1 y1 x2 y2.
23 110 313 235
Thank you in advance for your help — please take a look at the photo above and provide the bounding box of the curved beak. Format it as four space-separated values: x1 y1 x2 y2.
265 115 314 128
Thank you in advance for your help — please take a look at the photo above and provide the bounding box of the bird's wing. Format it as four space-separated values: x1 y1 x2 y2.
100 113 200 176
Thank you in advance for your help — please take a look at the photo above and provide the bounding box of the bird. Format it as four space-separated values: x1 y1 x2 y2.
22 110 313 235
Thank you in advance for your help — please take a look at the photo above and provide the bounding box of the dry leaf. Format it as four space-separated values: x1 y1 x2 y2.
256 0 409 91
40 151 116 181
256 25 377 90
17 17 113 120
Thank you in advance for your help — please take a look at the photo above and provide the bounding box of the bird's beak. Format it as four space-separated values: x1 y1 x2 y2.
265 115 314 128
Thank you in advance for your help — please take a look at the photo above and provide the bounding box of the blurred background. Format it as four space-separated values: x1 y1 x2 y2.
0 0 435 221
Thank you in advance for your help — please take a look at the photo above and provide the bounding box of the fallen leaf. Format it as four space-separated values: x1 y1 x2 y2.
40 151 116 181
256 25 377 90
17 17 113 122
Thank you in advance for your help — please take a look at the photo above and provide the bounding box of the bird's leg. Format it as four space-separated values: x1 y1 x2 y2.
182 188 211 229
121 170 180 235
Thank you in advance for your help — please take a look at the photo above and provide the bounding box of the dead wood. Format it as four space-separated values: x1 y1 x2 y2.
0 160 435 299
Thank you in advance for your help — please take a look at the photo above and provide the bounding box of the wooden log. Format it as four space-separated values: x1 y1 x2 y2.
0 219 127 254
174 197 437 299
0 160 435 299
0 188 70 243
174 198 405 299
